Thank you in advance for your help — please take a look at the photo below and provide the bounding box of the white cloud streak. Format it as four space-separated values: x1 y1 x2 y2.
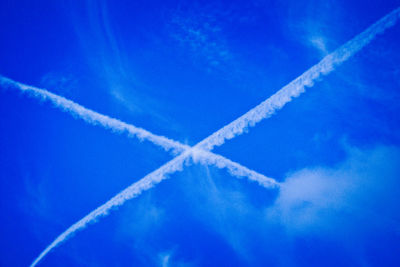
0 76 187 154
25 6 400 266
195 7 400 152
29 152 189 267
192 149 278 188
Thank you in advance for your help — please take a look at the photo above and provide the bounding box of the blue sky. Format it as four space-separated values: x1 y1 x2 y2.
1 0 400 266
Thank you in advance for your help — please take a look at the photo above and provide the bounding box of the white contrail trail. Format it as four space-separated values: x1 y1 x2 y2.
0 76 186 155
29 149 279 267
0 75 275 186
30 152 190 267
30 6 400 266
195 7 400 152
192 149 278 188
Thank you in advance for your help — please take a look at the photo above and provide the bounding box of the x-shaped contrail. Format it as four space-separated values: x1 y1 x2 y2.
0 76 279 188
1 6 399 267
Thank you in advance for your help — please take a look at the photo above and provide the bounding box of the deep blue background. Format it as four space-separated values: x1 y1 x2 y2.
1 0 400 266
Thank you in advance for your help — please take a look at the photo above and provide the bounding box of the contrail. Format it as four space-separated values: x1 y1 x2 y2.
192 149 278 188
0 76 186 155
29 149 279 267
30 6 400 266
0 75 275 186
30 152 190 267
195 7 400 152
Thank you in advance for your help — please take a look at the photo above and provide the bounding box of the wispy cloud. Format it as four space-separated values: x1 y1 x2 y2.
283 1 342 57
40 71 78 97
267 144 400 243
157 250 195 267
179 165 262 263
73 0 128 83
168 4 233 73
309 36 329 55
160 252 171 267
71 0 164 122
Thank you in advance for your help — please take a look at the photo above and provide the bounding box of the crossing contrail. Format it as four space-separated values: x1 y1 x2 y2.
0 75 276 186
29 6 400 266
